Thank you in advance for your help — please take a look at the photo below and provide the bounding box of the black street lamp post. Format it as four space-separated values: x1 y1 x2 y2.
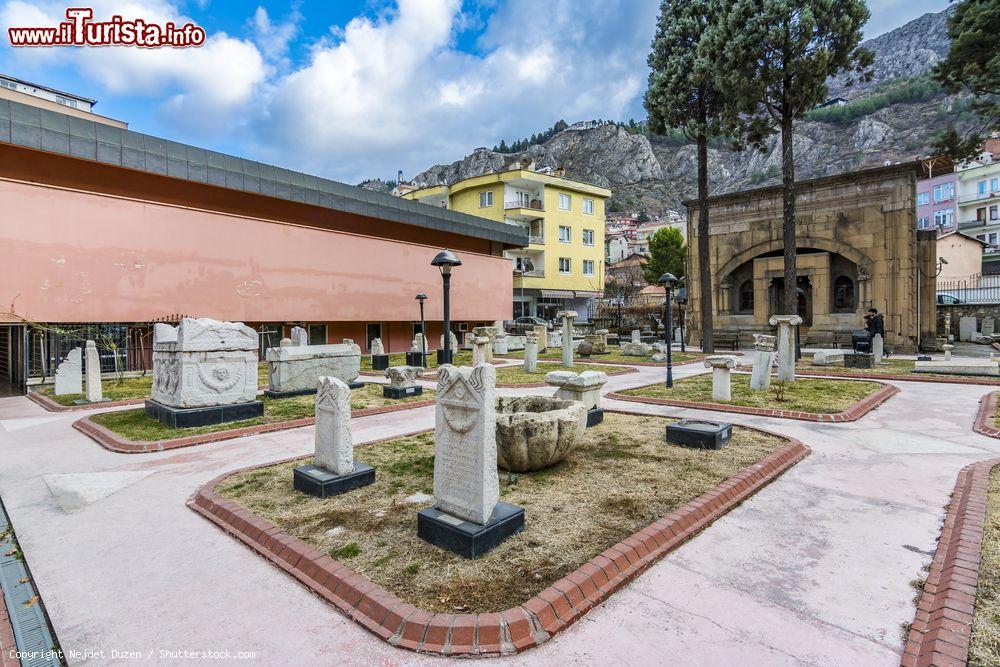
431 249 462 365
795 286 804 361
659 272 678 388
415 293 428 367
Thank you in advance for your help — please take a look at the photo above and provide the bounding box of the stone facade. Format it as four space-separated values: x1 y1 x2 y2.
684 164 937 353
151 317 258 408
266 341 361 393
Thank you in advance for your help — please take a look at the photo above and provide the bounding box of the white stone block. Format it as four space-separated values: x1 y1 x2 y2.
54 347 82 395
266 343 361 392
290 326 308 346
959 316 977 342
433 364 498 525
812 350 845 366
545 370 608 410
750 350 776 391
314 376 354 476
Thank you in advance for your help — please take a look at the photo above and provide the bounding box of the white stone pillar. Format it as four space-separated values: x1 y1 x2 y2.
704 355 739 402
873 333 884 364
557 310 577 369
84 340 102 402
749 334 776 391
472 336 491 366
524 333 539 373
314 376 354 475
769 315 803 382
943 343 954 361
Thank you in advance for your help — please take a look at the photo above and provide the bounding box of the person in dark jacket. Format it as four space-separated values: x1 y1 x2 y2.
866 308 892 357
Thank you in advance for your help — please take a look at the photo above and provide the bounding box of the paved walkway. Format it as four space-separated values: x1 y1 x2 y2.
1 359 998 665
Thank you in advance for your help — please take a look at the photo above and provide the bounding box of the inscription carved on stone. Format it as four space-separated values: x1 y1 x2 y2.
314 376 354 476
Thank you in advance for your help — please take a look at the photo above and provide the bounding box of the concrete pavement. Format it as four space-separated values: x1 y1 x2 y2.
1 359 998 665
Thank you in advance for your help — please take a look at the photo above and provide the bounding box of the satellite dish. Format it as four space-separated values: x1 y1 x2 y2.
523 258 535 272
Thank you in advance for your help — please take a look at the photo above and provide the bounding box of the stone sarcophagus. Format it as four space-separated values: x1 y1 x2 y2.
151 318 259 408
266 341 361 397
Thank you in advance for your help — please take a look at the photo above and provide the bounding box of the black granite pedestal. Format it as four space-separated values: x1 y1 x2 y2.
371 354 390 371
844 353 873 369
586 407 604 427
437 349 454 365
406 352 426 367
263 387 315 399
666 419 732 450
383 385 422 399
293 463 375 498
417 502 525 558
144 399 263 428
348 381 365 390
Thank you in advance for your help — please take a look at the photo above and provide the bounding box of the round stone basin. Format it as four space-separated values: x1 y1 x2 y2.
495 396 587 472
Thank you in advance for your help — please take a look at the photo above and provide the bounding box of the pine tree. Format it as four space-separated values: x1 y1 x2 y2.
710 0 871 316
642 227 687 285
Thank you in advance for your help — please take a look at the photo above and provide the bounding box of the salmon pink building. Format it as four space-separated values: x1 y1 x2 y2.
0 97 526 393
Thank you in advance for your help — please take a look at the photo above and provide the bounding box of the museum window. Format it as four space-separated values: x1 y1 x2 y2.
308 324 327 345
738 280 754 313
833 276 855 311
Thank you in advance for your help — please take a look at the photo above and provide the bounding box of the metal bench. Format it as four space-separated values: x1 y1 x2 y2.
713 331 742 351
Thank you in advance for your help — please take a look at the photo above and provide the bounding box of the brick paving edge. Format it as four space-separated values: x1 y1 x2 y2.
186 417 809 657
27 390 145 413
973 391 1000 439
797 369 1000 386
901 457 1000 667
606 381 899 423
0 580 18 667
71 399 436 454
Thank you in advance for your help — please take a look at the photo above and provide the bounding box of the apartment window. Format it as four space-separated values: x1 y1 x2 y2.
935 209 954 227
479 191 493 207
991 205 999 221
916 192 930 206
558 226 571 243
558 193 571 210
993 178 999 192
583 198 594 214
933 183 954 202
308 324 327 345
583 260 595 276
990 233 999 247
978 234 987 243
917 216 930 229
979 180 988 195
583 229 595 245
559 257 571 274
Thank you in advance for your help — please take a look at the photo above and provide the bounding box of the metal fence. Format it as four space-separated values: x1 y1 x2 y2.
26 323 153 381
937 273 1000 304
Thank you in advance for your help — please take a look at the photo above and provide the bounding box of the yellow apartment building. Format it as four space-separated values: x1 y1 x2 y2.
400 167 611 321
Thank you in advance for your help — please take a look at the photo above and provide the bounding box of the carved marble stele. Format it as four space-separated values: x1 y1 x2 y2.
84 340 102 402
290 326 308 346
370 338 385 356
411 334 428 355
266 341 361 392
151 317 258 408
533 325 548 352
385 366 423 388
54 347 82 395
439 332 459 351
524 333 539 373
433 364 499 525
314 376 355 476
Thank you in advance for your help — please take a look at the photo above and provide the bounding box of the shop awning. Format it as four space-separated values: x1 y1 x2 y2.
538 289 604 299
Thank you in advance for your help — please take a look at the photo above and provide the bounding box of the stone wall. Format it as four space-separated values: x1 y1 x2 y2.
937 303 1000 338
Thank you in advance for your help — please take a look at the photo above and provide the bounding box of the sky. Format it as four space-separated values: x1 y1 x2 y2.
0 0 952 185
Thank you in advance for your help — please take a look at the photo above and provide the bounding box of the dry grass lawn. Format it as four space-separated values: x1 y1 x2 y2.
970 466 1000 666
796 358 974 380
360 350 477 372
621 373 882 414
217 412 785 614
89 383 433 442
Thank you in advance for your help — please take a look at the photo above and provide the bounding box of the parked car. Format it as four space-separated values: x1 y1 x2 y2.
506 316 553 335
937 294 965 305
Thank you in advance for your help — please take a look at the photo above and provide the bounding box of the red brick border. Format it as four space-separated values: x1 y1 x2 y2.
901 458 1000 667
973 391 1000 439
0 582 18 667
797 369 1000 386
607 380 898 423
188 420 809 657
72 399 436 454
27 390 145 412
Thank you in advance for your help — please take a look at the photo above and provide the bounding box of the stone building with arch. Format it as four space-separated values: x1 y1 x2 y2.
683 163 938 353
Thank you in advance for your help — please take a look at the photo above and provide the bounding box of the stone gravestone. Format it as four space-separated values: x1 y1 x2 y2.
293 376 375 498
984 317 996 338
84 340 103 403
54 347 82 395
524 333 539 373
416 364 524 558
383 366 424 398
704 355 739 402
768 314 802 382
146 318 262 427
472 336 492 366
750 334 777 391
545 369 609 426
960 316 977 342
872 334 885 365
533 324 548 352
266 340 362 397
492 331 509 355
558 310 577 368
632 329 641 344
290 326 308 346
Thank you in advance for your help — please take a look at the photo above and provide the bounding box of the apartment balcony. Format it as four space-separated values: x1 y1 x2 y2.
528 234 545 245
959 219 1000 230
505 199 544 211
958 191 1000 205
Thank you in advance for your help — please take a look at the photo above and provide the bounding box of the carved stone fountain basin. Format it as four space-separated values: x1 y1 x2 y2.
495 396 587 472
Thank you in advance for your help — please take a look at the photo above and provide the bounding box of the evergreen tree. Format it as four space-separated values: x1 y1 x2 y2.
933 0 1000 159
645 0 732 352
710 0 871 315
642 227 687 285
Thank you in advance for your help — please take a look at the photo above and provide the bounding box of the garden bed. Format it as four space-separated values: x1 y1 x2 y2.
193 411 808 655
73 383 435 453
797 359 1000 385
500 349 705 367
610 373 896 422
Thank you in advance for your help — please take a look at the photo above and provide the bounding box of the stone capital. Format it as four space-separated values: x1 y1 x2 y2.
752 333 776 352
556 310 578 320
942 344 955 351
704 355 740 369
768 314 803 327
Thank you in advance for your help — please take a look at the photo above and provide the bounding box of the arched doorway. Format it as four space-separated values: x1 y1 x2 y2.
768 277 813 325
